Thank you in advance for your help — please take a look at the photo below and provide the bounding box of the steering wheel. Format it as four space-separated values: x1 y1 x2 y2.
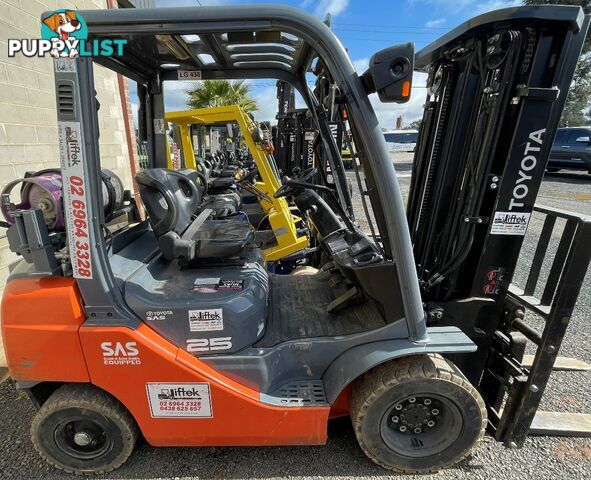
297 167 317 183
274 167 318 198
236 168 258 184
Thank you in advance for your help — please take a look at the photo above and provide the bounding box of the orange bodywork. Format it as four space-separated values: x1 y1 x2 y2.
1 277 89 383
329 384 351 419
2 277 331 447
81 324 330 446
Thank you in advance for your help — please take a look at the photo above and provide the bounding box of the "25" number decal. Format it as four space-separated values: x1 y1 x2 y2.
186 337 232 353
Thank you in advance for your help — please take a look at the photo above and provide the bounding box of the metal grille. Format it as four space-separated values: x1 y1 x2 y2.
275 381 327 405
56 81 75 119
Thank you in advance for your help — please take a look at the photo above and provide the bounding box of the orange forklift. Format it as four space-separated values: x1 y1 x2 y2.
1 4 590 476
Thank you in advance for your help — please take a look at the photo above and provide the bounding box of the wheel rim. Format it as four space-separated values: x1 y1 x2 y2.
53 416 112 460
379 393 463 458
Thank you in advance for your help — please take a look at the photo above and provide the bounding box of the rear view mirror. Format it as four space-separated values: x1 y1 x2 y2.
360 43 414 103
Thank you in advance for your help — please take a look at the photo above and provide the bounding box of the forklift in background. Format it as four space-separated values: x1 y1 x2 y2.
0 4 590 476
274 81 350 185
165 105 309 261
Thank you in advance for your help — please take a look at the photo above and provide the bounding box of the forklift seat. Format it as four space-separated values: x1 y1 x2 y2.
135 168 253 262
210 176 237 191
196 158 238 194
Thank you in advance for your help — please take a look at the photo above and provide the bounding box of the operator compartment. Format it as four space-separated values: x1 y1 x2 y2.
122 246 268 356
114 168 267 355
279 177 406 324
118 165 397 356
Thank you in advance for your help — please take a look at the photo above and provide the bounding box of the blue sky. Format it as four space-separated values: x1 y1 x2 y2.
148 0 521 128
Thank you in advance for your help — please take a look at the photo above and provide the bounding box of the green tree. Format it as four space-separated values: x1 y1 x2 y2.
186 80 258 112
523 0 590 126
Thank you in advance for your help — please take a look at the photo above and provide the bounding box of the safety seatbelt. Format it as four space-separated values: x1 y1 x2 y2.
181 208 214 240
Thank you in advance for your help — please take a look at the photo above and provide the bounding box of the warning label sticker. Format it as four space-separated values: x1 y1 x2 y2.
146 383 212 418
189 308 223 332
490 211 531 236
153 118 165 134
193 278 244 293
54 58 76 73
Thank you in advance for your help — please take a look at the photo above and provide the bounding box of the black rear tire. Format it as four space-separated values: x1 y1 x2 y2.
31 383 138 475
350 354 486 473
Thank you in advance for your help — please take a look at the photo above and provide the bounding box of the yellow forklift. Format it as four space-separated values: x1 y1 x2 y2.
165 105 309 262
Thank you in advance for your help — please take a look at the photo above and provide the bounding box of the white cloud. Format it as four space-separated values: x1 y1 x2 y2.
302 0 350 19
369 73 429 129
352 57 370 74
161 80 288 125
425 18 446 28
352 57 427 128
159 68 427 133
164 81 193 111
130 101 138 129
251 85 280 123
410 0 520 14
475 0 520 13
408 0 473 10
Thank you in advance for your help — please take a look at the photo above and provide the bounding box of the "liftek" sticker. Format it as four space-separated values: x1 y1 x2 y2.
490 211 531 236
189 308 223 332
58 121 93 279
146 383 212 418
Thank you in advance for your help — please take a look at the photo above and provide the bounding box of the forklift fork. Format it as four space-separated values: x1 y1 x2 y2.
483 205 591 444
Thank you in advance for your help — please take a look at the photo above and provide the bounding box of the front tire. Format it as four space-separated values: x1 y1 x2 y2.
31 383 138 475
350 354 486 473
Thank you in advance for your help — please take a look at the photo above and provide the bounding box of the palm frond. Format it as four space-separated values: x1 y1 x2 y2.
185 80 258 112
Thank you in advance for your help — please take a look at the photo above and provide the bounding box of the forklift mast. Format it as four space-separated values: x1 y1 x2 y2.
408 7 591 443
410 8 589 304
274 80 352 218
273 80 296 172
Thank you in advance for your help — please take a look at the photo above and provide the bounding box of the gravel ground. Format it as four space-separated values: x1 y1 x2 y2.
1 153 590 480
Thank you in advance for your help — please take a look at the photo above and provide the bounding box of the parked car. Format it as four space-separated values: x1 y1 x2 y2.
547 126 591 173
383 129 418 152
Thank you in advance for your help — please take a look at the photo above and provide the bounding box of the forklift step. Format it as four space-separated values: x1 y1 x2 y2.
521 355 591 371
530 411 591 437
261 381 328 407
